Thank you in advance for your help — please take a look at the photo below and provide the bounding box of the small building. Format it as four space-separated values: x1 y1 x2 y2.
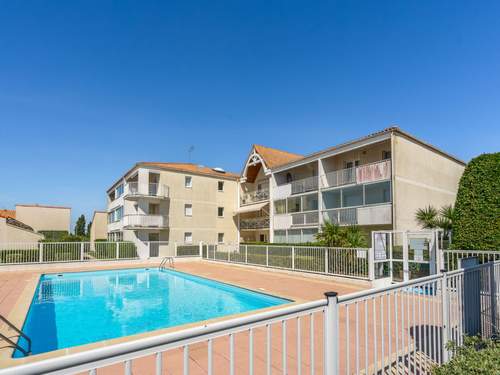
89 211 107 242
15 204 71 238
0 212 43 243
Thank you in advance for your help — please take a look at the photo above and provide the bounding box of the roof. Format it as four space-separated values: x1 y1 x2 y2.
271 126 466 172
139 162 240 180
15 204 71 210
0 209 16 219
253 145 303 169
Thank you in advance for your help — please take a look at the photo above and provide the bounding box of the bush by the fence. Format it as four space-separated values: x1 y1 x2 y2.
452 153 500 250
432 336 500 375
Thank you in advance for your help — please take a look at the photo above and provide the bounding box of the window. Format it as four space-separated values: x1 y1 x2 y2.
382 150 392 160
302 193 318 211
149 203 159 215
301 228 318 243
342 185 363 207
287 196 301 213
116 184 124 198
286 173 293 183
109 206 123 223
184 232 193 244
274 199 287 214
217 207 224 217
274 230 286 243
217 233 224 244
322 190 341 209
184 204 192 216
365 181 391 205
218 181 224 191
185 176 192 188
287 229 301 243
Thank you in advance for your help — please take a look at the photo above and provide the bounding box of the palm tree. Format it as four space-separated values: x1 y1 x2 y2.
344 226 368 248
316 221 346 247
415 205 439 229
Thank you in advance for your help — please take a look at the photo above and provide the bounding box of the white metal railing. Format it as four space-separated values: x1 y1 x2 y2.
240 216 270 230
5 259 498 374
0 242 139 264
125 182 169 198
240 188 270 205
122 214 168 228
291 211 319 226
323 207 357 225
204 244 370 279
321 159 391 189
443 249 500 271
291 175 319 195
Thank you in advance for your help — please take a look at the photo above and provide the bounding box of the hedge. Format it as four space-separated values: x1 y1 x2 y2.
452 153 500 250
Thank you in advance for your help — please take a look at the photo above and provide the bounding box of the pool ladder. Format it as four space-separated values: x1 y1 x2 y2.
159 256 175 270
0 313 32 356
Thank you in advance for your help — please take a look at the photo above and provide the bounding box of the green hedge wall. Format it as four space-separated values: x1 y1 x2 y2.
452 153 500 250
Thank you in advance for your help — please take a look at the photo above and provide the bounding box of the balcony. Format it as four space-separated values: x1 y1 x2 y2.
124 182 169 200
122 214 169 229
240 217 270 230
322 204 392 226
240 189 269 206
321 160 391 189
273 176 318 200
291 211 319 226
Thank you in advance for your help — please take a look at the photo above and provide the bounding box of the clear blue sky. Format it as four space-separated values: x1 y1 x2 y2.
1 1 499 230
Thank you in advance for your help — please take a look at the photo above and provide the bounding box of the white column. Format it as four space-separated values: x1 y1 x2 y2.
324 292 339 375
269 174 275 243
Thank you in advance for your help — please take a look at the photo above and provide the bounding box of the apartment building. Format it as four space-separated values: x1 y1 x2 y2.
106 162 239 252
237 127 466 244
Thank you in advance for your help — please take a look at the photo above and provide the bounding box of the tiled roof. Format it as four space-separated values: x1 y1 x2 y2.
0 209 16 219
138 162 240 180
16 204 71 209
253 145 303 169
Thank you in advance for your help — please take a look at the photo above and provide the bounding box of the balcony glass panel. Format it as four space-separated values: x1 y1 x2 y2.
302 228 318 243
365 181 391 205
274 230 286 243
287 229 301 243
287 197 301 213
302 193 318 211
274 199 286 214
342 185 363 207
322 190 341 209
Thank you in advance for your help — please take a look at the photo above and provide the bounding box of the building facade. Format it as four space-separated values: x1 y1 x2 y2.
14 204 71 234
237 127 466 244
89 211 107 242
106 162 239 253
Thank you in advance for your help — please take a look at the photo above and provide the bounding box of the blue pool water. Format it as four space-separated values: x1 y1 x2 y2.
14 268 289 357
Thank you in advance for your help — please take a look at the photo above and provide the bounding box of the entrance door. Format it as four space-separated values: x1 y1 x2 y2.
149 233 160 257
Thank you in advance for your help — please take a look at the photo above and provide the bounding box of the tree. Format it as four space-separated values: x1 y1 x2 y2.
316 221 368 248
87 221 92 237
74 215 86 237
452 153 500 250
415 205 439 229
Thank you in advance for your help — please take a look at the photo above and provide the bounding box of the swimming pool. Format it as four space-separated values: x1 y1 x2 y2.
14 268 289 357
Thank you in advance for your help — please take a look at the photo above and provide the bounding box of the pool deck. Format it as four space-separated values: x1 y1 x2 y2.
0 259 369 372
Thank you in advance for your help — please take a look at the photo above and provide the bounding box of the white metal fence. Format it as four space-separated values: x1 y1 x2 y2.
0 242 139 264
203 244 370 280
4 259 498 375
443 249 500 271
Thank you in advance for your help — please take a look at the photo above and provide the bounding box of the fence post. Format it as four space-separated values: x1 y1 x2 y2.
199 241 203 257
368 247 375 281
489 263 498 337
324 248 328 274
324 291 339 375
266 246 269 267
39 243 44 263
245 245 248 264
174 242 178 257
291 246 295 270
441 271 450 363
80 242 84 261
116 242 120 259
227 245 230 262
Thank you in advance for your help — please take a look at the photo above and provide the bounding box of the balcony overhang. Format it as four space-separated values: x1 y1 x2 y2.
235 202 269 214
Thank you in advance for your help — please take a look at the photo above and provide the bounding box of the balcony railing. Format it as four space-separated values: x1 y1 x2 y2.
291 211 319 226
291 176 318 195
321 159 391 189
122 214 169 229
239 217 270 230
124 182 169 199
322 203 392 226
240 189 270 206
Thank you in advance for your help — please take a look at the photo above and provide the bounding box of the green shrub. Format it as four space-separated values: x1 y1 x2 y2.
39 231 69 241
432 336 500 375
452 153 500 250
